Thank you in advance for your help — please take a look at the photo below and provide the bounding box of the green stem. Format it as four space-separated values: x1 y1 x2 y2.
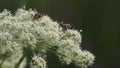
0 53 8 67
14 46 31 68
46 45 67 58
37 40 68 58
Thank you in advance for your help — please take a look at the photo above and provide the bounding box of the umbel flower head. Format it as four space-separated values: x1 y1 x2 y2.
0 7 95 68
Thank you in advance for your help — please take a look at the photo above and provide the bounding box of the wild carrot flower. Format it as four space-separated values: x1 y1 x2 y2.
0 7 95 68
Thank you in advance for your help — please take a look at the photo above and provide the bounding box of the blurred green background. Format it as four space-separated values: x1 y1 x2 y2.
0 0 120 68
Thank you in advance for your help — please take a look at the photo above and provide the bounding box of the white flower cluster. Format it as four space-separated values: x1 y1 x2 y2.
30 55 47 68
0 7 95 68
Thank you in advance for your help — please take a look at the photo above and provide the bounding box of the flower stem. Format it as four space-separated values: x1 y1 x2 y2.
46 45 67 58
14 46 31 68
0 53 8 68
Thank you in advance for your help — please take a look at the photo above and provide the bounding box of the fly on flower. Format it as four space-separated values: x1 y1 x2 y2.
60 22 73 31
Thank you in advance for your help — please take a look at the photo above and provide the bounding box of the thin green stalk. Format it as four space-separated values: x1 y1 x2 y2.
46 45 67 58
37 40 68 58
14 46 31 68
0 53 8 68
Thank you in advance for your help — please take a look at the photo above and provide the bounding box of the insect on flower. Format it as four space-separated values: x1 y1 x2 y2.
33 13 44 20
60 22 73 31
